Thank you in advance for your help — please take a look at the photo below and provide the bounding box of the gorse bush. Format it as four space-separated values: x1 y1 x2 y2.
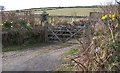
3 20 13 29
2 26 45 48
2 10 46 48
70 3 120 71
18 18 33 29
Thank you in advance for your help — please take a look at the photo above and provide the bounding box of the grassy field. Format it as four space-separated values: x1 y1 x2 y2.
34 8 100 16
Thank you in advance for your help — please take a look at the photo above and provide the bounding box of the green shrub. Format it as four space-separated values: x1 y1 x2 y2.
18 18 27 27
3 20 13 29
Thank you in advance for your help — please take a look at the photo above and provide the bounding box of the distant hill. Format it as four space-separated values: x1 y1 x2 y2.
24 6 98 10
3 6 100 16
32 6 100 16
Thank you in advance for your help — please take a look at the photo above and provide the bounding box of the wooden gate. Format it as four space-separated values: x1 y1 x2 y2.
43 15 87 42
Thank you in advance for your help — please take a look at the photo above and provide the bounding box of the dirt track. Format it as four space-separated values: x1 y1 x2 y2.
2 43 79 71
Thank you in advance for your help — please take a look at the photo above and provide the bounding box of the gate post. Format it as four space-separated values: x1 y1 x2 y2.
41 11 49 42
44 21 48 42
0 6 4 72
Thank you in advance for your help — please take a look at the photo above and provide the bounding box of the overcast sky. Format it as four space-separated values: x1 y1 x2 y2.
0 0 116 10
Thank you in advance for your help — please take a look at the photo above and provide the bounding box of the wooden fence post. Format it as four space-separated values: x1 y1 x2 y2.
41 13 49 42
0 7 4 72
83 21 91 50
0 8 4 46
44 21 48 42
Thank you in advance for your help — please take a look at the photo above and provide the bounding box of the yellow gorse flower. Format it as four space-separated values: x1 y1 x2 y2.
112 14 115 18
102 14 119 20
111 14 116 20
11 21 13 23
112 17 115 20
101 15 107 20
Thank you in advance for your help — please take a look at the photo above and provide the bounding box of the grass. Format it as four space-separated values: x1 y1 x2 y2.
2 43 45 52
64 48 79 56
34 8 100 16
56 64 74 71
2 41 72 52
56 48 80 71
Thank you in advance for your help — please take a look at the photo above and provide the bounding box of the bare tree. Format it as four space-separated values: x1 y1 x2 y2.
0 6 5 11
115 0 120 4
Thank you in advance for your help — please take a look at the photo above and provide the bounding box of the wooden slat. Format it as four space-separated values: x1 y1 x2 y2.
49 15 87 18
66 26 85 41
48 27 63 42
48 34 71 36
32 14 88 18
